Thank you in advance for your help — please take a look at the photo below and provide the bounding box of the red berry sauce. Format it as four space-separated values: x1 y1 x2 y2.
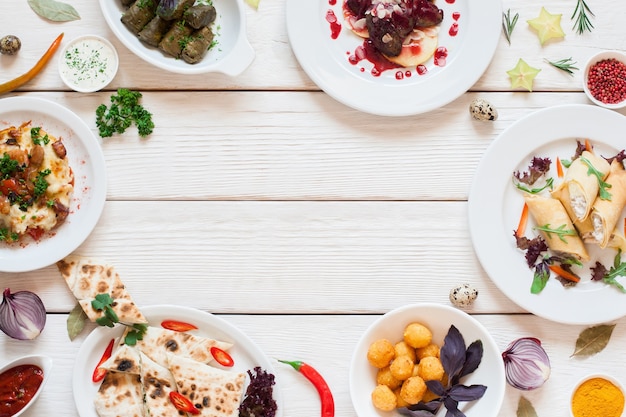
587 58 626 105
325 10 342 39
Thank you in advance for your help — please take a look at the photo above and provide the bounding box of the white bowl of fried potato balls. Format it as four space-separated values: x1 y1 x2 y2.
349 303 505 417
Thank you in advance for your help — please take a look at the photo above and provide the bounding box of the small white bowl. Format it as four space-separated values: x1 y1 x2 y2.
570 373 625 417
98 0 254 76
583 50 626 110
0 355 53 417
349 303 506 417
58 35 119 93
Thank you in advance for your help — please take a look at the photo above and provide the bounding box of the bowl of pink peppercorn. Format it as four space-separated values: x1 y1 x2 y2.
583 50 626 109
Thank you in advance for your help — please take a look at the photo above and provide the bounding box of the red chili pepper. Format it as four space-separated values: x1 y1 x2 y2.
0 33 64 95
169 391 200 415
279 359 334 417
161 320 198 332
92 338 115 383
210 346 234 367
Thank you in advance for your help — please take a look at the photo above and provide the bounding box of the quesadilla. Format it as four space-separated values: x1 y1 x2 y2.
168 354 246 417
56 256 147 324
100 344 142 374
94 371 144 417
120 326 233 368
139 351 188 417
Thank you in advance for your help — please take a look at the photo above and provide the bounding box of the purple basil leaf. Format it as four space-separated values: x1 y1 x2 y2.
458 339 484 380
443 397 466 417
440 325 466 382
425 380 446 396
448 384 488 402
398 408 437 417
405 399 443 414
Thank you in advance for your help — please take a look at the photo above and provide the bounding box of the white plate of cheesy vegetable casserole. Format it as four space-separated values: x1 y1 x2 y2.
0 97 106 272
469 104 626 325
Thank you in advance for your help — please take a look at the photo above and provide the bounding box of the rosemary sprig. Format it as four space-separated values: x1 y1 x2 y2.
571 0 594 34
502 9 519 45
545 57 579 76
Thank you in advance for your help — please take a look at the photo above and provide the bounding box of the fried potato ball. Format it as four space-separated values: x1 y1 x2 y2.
415 343 440 360
394 341 417 363
367 339 395 368
411 363 420 377
395 388 410 408
400 376 427 405
389 355 414 381
371 384 397 411
422 388 441 403
417 356 445 381
403 323 433 349
376 366 401 390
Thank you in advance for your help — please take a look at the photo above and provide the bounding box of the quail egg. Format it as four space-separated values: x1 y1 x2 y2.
469 98 498 121
0 35 21 55
449 283 478 307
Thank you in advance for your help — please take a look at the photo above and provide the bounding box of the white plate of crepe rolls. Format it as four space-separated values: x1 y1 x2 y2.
469 104 626 325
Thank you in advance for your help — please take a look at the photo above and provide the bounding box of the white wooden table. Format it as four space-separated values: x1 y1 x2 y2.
2 0 626 416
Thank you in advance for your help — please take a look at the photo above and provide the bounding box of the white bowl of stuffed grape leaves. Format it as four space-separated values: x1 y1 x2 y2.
99 0 255 75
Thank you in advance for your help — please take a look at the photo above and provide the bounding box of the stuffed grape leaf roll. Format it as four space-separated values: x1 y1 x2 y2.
158 20 193 58
138 15 171 47
121 0 158 34
182 25 215 64
184 4 217 29
157 0 196 21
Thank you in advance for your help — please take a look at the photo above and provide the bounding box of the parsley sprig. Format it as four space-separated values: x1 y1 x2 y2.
95 88 154 138
581 156 612 200
91 294 147 345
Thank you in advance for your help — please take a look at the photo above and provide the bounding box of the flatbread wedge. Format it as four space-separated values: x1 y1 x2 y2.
168 354 245 417
94 371 144 417
139 351 188 417
56 255 147 324
100 344 142 374
120 326 233 368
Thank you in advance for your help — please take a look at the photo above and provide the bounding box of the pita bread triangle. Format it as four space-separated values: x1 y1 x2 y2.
94 371 144 417
56 256 147 324
100 344 142 374
168 354 245 417
139 351 189 417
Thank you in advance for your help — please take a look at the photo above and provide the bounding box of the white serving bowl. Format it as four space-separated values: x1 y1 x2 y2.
58 35 119 92
583 50 626 109
98 0 254 76
350 303 506 417
569 373 625 417
0 355 53 417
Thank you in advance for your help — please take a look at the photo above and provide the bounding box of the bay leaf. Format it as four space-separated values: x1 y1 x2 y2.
27 0 81 22
571 323 616 358
67 302 87 341
517 396 538 417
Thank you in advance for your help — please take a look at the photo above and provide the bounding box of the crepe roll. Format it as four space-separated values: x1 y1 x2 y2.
589 161 626 248
524 194 590 262
562 151 611 222
551 183 595 241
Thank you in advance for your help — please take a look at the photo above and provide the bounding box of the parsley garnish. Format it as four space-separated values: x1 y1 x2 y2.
95 88 154 138
30 127 50 145
33 169 51 199
0 153 21 179
91 293 148 345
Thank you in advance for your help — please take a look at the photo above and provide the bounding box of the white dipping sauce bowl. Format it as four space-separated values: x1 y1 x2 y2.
58 35 119 92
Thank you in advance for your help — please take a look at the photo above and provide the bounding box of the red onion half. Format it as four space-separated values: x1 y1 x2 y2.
502 337 551 390
0 288 47 340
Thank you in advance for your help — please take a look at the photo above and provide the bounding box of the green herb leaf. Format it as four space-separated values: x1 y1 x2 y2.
514 177 554 194
502 9 519 45
571 324 616 357
581 156 612 200
517 396 538 417
545 57 579 76
96 89 154 138
571 0 594 34
535 223 577 243
124 323 148 346
602 250 626 292
67 303 87 340
27 0 80 22
91 293 114 311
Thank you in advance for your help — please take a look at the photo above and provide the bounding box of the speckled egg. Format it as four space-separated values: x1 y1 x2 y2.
0 35 21 55
469 98 498 121
449 284 478 307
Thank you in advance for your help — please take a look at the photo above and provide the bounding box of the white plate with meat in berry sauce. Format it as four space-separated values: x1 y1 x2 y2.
285 0 501 116
468 104 626 325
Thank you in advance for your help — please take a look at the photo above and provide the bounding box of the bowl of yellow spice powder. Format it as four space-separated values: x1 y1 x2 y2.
570 374 625 417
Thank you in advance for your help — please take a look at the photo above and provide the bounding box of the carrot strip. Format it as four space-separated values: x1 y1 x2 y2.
548 265 580 283
515 203 529 238
584 139 593 153
624 218 626 238
556 157 563 178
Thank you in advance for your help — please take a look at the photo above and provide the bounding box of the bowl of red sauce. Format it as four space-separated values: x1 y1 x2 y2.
0 355 52 417
583 50 626 109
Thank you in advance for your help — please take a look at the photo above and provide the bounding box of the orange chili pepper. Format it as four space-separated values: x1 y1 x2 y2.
548 264 580 283
584 139 593 153
0 33 64 95
556 157 564 178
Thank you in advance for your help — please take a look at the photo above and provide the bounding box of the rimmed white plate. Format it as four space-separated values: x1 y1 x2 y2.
0 97 106 273
99 0 254 76
285 0 501 116
469 104 626 325
73 305 283 417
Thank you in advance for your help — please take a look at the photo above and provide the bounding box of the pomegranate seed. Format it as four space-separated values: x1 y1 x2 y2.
587 58 626 105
